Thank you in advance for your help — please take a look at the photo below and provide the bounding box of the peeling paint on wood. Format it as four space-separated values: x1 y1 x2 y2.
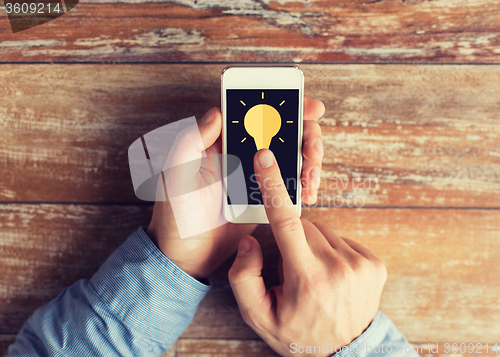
175 339 500 356
0 0 498 354
1 205 499 342
0 204 152 334
0 64 498 206
177 338 278 356
0 0 499 62
0 334 176 356
184 207 500 342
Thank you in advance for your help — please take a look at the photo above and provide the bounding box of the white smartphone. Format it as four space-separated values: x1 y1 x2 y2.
221 65 304 224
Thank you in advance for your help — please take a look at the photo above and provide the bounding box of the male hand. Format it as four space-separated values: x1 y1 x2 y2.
228 149 387 356
147 96 325 280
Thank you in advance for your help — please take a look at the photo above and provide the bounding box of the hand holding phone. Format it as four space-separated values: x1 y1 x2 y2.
146 76 325 278
222 66 323 224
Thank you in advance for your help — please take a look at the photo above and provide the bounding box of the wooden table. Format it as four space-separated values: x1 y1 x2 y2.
1 1 499 356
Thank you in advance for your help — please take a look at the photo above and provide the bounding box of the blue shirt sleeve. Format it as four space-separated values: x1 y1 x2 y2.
334 311 420 357
7 226 211 357
8 226 417 357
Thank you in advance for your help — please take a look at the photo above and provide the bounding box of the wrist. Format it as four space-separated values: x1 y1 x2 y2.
146 223 211 281
332 312 384 357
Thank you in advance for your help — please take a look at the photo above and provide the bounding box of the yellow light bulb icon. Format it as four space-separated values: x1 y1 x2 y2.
244 104 282 150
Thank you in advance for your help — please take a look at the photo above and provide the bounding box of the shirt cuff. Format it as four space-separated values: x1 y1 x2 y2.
90 226 211 343
334 311 417 357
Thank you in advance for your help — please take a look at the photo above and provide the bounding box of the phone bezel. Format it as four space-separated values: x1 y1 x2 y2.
221 65 304 224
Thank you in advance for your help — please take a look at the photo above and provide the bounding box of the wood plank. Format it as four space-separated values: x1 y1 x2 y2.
1 204 498 342
313 64 500 208
1 64 499 206
177 339 500 357
177 338 278 357
1 0 500 63
183 207 500 342
160 342 176 357
417 343 500 357
309 208 500 343
0 334 177 356
0 204 152 334
3 335 500 357
0 335 16 356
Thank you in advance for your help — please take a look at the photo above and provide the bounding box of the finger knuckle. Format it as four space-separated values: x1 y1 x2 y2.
228 267 248 285
227 267 238 283
301 269 327 294
274 216 302 234
373 258 388 282
312 120 321 131
240 303 268 331
351 254 370 272
240 307 255 326
357 255 387 283
176 126 195 145
264 177 285 191
335 260 356 283
305 120 321 132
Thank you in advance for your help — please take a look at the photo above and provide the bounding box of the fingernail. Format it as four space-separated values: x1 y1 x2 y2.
202 108 216 124
258 149 274 168
238 237 253 256
314 139 323 156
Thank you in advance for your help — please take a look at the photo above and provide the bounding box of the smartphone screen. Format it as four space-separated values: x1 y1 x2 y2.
226 89 300 205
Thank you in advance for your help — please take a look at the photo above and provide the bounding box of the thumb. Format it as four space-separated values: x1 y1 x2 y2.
228 236 274 329
197 107 223 152
167 107 222 168
163 108 222 195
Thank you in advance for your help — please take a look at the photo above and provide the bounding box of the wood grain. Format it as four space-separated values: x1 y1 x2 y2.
1 64 499 206
176 339 500 357
0 334 177 356
0 204 152 334
417 343 500 357
0 335 16 356
1 204 499 342
2 0 498 354
184 208 500 343
3 336 500 357
177 338 278 357
0 0 500 63
160 343 176 357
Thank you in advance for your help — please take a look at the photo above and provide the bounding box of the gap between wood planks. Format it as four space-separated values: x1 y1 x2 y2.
1 202 500 210
1 62 500 65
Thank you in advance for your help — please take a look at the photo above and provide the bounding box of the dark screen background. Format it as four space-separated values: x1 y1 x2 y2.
226 89 299 205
